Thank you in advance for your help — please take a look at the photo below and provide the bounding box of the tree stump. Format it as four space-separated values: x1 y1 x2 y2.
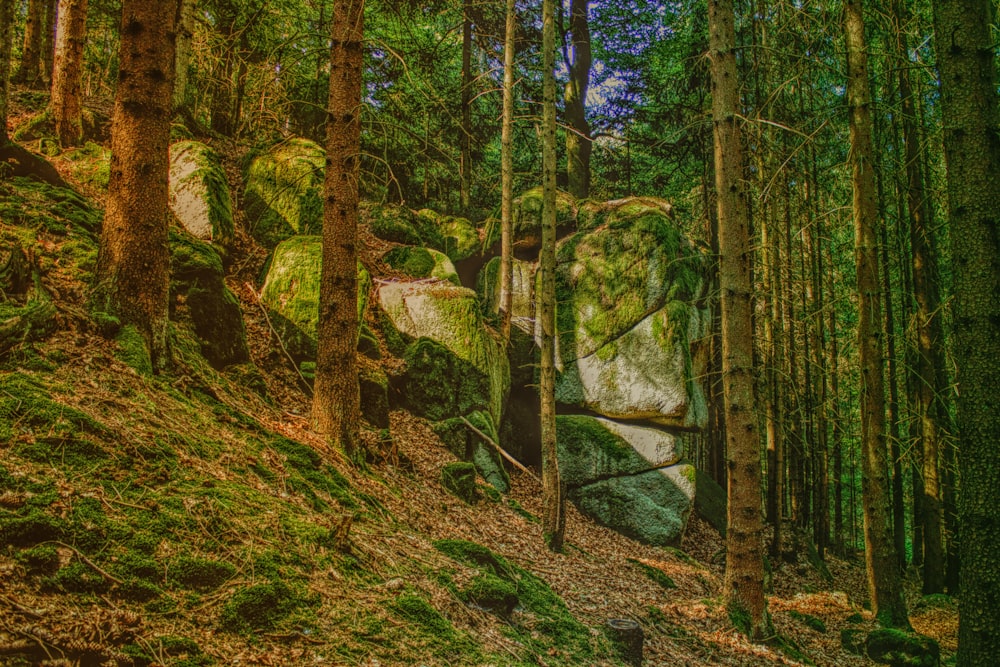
606 618 643 666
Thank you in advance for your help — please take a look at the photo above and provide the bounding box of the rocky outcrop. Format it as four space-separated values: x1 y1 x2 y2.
383 246 459 285
244 138 325 247
169 141 234 260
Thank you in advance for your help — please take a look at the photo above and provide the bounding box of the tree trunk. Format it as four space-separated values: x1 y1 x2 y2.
40 0 56 86
15 0 45 86
540 0 564 553
312 0 364 462
932 0 1000 662
844 0 909 629
459 0 472 211
173 0 195 111
498 0 516 341
95 0 181 372
51 0 89 148
564 0 590 199
826 234 844 554
709 0 768 640
0 0 12 144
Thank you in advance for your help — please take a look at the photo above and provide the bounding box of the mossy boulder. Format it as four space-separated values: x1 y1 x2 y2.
477 256 535 325
552 199 710 428
169 230 249 368
378 281 509 425
363 202 445 249
431 411 510 494
415 209 480 262
556 415 684 488
570 463 697 546
865 629 940 667
484 187 577 250
461 573 518 618
359 364 390 429
259 236 371 359
383 246 459 285
577 196 674 232
441 462 478 503
244 138 325 247
169 140 235 261
63 141 111 191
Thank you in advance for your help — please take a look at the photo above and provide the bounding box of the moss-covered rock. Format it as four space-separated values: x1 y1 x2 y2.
430 411 510 494
555 415 684 488
865 629 940 667
378 281 509 425
359 365 390 429
484 187 577 250
576 196 674 232
259 236 371 359
169 141 235 260
169 230 249 368
244 138 325 247
415 209 480 262
570 462 696 546
441 462 478 503
552 199 709 428
363 202 445 249
476 256 535 326
461 573 518 618
220 581 303 633
383 246 459 285
63 141 111 191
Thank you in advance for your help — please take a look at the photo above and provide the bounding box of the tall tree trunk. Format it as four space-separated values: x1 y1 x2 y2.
459 0 472 211
40 0 56 86
539 0 564 553
0 0 12 144
51 0 89 148
932 0 1000 662
826 235 844 554
15 0 45 86
564 0 590 199
172 0 195 111
843 0 909 629
498 0 516 340
709 0 768 640
95 0 181 372
312 0 364 462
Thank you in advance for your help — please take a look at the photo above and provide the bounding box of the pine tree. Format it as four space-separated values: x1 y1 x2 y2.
51 0 89 147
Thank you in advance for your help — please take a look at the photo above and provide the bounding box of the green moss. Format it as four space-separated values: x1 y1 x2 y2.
391 593 461 639
441 462 478 503
415 209 480 261
118 578 164 602
770 634 814 665
169 141 235 258
116 325 153 375
461 573 518 617
220 581 303 633
15 544 60 574
43 561 111 594
627 558 676 590
789 610 827 633
244 138 326 247
112 552 161 582
865 629 940 667
383 246 460 284
168 556 236 591
63 141 111 190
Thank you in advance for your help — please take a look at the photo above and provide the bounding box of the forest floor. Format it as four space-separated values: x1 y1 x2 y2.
0 95 958 666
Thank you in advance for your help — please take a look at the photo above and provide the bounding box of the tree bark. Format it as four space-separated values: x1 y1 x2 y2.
932 0 1000 662
459 0 472 211
844 0 909 629
540 0 564 553
498 0 516 340
564 0 590 199
173 0 195 111
50 0 89 147
709 0 768 640
95 0 181 372
0 0 12 144
311 0 364 462
40 0 56 86
15 0 45 86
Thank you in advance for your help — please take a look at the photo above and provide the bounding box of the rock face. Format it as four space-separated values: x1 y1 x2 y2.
259 236 371 359
169 141 234 260
415 210 480 262
169 230 248 369
244 138 325 247
484 186 577 250
556 415 694 545
383 246 459 285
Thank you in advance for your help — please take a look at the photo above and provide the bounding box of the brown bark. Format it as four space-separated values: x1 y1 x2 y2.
498 0 516 341
844 0 909 629
564 0 591 199
540 0 564 553
95 0 181 372
0 0 12 144
50 0 89 147
709 0 768 640
311 0 364 461
15 0 45 86
40 0 55 85
173 0 195 111
459 0 472 211
932 0 1000 661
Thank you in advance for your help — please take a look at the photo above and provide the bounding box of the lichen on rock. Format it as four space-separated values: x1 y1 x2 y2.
169 140 235 260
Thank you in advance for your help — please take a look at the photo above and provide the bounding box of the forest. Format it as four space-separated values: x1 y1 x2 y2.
0 0 997 665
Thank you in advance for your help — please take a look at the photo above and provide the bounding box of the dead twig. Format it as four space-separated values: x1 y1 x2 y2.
41 541 123 586
459 416 540 483
244 281 313 397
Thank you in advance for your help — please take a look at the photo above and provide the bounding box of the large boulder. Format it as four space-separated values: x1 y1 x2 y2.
244 138 325 247
363 203 444 249
552 198 710 428
259 236 371 359
378 280 509 426
169 230 248 368
571 464 696 547
484 187 577 251
556 415 683 488
169 141 235 260
415 209 480 262
383 246 459 285
477 256 535 325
